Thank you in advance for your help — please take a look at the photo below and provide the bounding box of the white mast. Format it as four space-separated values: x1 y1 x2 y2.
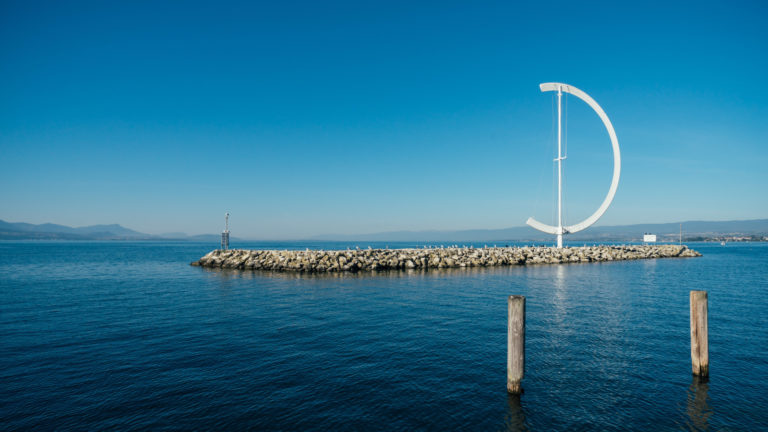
556 85 564 248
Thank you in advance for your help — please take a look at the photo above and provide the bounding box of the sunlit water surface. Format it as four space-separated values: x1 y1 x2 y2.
1 241 766 430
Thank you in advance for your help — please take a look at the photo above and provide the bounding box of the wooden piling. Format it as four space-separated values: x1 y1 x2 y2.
507 295 525 394
690 290 709 377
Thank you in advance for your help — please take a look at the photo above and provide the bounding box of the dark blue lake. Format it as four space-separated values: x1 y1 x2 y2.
1 241 766 430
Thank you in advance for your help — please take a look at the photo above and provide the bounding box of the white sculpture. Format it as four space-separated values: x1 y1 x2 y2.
526 83 621 248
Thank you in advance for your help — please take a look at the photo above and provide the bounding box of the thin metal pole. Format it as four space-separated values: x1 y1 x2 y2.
557 86 563 248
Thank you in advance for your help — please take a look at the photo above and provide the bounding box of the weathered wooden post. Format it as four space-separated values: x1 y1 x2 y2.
507 295 525 394
690 290 709 378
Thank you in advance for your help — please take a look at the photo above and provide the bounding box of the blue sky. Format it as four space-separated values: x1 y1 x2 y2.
1 1 766 239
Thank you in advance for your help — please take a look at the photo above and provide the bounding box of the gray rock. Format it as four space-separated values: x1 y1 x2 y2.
191 244 702 273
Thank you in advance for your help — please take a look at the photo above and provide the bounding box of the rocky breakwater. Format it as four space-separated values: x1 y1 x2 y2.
191 245 701 273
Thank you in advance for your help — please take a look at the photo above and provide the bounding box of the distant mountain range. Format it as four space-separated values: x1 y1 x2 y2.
0 220 235 242
311 219 768 242
0 220 150 240
1 218 766 242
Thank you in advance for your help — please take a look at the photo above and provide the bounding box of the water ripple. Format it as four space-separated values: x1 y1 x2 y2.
1 241 766 430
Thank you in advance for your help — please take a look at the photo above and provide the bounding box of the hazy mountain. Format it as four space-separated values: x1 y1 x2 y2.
2 218 765 242
76 224 147 237
157 232 189 239
0 220 242 242
311 219 768 242
156 232 236 242
0 220 154 240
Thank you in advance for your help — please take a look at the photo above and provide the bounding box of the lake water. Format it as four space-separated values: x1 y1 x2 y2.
1 241 766 430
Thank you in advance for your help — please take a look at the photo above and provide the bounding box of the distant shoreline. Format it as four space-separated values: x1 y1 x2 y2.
2 218 766 242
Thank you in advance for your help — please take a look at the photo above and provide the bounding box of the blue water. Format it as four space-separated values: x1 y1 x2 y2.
1 241 766 430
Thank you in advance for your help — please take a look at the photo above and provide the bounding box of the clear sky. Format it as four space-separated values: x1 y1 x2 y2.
1 1 766 239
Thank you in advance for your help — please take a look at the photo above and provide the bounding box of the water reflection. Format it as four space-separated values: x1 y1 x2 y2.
641 258 658 287
642 257 657 271
503 393 528 431
685 376 711 431
553 264 568 317
197 264 528 281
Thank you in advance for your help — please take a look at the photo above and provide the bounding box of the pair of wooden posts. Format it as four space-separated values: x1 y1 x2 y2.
506 290 709 394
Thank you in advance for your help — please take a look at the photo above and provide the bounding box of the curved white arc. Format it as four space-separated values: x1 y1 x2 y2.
526 82 621 235
526 217 559 235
